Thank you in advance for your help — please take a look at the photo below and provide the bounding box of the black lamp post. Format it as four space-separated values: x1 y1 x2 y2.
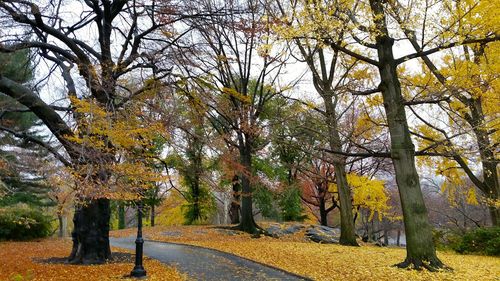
130 201 146 278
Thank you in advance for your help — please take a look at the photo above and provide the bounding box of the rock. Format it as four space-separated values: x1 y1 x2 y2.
305 225 340 244
283 224 304 235
307 234 338 244
266 225 284 238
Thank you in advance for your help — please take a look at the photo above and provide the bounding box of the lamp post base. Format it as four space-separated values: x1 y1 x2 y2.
131 266 147 278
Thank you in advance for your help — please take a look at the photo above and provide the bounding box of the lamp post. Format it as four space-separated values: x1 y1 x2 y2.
130 201 146 278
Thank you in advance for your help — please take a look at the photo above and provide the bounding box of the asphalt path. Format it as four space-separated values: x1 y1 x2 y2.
110 237 309 281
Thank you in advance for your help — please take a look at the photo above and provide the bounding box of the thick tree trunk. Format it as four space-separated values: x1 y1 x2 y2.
323 95 358 246
229 175 241 224
237 144 258 233
377 45 442 269
370 0 444 270
68 198 111 264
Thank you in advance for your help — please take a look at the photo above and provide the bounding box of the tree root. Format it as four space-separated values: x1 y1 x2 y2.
394 257 452 272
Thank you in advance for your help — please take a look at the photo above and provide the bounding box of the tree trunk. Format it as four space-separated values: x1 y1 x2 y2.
68 198 111 264
118 202 125 229
335 165 358 245
58 214 65 238
229 175 241 224
319 198 328 226
192 180 201 221
237 143 258 233
150 204 155 227
469 99 499 226
397 228 401 247
369 0 444 270
323 95 358 246
370 0 443 270
383 220 389 246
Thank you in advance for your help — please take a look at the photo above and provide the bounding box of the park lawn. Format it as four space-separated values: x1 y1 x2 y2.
112 225 500 281
0 238 185 281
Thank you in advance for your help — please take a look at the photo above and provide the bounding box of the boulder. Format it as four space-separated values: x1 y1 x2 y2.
305 225 340 244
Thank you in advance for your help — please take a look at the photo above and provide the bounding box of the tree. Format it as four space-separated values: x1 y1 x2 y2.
0 0 179 264
275 0 498 269
173 0 291 233
0 50 57 208
394 0 500 226
299 159 337 226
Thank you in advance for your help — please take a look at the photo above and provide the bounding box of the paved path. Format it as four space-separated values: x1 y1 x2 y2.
110 237 308 281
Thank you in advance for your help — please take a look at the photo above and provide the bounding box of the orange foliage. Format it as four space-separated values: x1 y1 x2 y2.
0 239 184 281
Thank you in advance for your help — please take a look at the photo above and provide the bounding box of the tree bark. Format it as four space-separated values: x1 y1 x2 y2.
369 0 444 270
118 202 125 229
323 95 358 246
229 175 241 224
150 204 155 227
237 142 258 233
68 199 111 264
468 98 499 226
383 220 389 246
319 198 328 226
58 214 65 238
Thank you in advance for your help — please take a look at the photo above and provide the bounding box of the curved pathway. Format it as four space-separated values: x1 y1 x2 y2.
110 237 309 281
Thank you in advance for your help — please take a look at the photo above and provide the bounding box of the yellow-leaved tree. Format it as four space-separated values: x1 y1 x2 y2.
400 0 500 226
328 173 390 221
272 0 499 270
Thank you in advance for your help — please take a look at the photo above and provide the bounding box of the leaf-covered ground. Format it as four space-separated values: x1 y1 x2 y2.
0 239 185 281
112 224 500 281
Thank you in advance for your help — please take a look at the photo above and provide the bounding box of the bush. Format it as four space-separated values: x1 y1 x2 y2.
0 204 53 240
432 229 462 251
453 227 500 256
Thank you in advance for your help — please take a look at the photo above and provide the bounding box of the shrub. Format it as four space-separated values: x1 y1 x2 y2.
453 227 500 256
432 229 462 251
0 204 53 240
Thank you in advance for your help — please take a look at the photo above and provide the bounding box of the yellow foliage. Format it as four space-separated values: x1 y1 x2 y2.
466 188 479 205
156 191 187 226
328 173 390 220
347 173 390 220
64 96 168 200
366 94 383 107
113 225 500 281
222 87 251 104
